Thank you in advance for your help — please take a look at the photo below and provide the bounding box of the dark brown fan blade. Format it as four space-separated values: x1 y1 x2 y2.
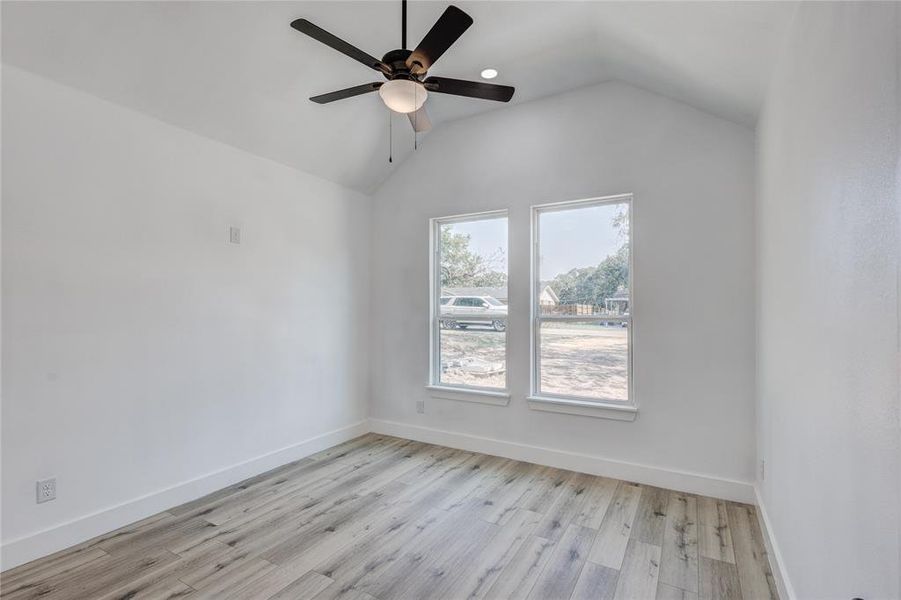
408 106 432 132
310 82 383 104
423 77 514 102
291 19 389 73
406 6 472 75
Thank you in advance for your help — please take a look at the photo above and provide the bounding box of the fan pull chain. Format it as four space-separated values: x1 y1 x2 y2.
414 86 419 151
388 110 393 163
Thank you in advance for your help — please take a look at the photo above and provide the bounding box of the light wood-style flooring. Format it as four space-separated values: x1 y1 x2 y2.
0 434 779 600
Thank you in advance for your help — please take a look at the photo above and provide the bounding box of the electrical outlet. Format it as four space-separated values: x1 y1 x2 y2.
36 478 56 504
416 400 425 414
229 226 241 244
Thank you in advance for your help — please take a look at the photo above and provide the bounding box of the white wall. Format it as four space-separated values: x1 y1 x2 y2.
1 66 371 568
756 3 901 599
369 81 757 495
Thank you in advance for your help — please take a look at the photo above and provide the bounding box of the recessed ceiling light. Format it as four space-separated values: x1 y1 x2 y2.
480 68 498 80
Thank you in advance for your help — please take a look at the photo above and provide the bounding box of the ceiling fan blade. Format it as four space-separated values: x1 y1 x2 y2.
291 19 389 73
406 6 473 75
423 77 515 102
310 82 383 104
408 106 432 132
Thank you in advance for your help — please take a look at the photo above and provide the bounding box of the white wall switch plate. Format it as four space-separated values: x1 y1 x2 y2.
229 226 241 244
36 478 56 503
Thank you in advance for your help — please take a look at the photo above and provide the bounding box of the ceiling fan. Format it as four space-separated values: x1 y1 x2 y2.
290 0 515 133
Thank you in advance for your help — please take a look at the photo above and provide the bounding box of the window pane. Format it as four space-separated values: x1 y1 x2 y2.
536 200 630 402
539 202 629 315
439 326 505 388
538 321 628 401
437 216 508 389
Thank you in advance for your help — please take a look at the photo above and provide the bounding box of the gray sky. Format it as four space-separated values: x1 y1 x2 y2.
443 202 626 280
539 203 625 279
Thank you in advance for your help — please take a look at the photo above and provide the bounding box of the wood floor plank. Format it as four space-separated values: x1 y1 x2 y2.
726 503 778 600
200 565 310 600
313 507 452 598
572 476 619 530
613 539 662 600
631 486 670 544
0 548 109 597
1 437 779 600
331 499 488 599
477 462 542 525
526 524 595 600
699 557 742 600
658 492 700 593
100 578 194 600
533 473 593 542
9 548 179 600
570 561 619 600
177 546 264 590
274 478 457 576
698 498 736 564
440 456 514 511
587 481 643 569
198 458 357 527
99 514 215 556
209 454 424 558
260 481 410 567
395 446 472 486
182 557 276 599
367 501 498 600
306 433 389 462
58 512 172 555
312 580 378 600
312 435 414 468
518 466 575 514
482 536 557 600
166 466 300 518
270 571 334 600
657 582 700 600
95 540 234 600
438 508 543 600
168 457 323 518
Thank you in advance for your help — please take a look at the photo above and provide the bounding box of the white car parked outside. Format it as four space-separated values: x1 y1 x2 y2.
439 296 507 332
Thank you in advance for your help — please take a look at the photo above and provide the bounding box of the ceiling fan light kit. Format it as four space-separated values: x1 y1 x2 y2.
291 0 515 144
379 79 428 114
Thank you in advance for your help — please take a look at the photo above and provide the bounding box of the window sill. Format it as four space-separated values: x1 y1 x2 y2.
426 385 511 406
526 396 638 421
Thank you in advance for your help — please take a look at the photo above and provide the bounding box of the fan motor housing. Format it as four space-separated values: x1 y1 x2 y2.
382 49 421 80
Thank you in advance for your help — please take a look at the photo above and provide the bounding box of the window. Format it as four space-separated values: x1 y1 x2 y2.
531 195 632 408
430 211 508 393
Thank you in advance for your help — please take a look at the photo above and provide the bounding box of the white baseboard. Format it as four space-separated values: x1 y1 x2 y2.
369 419 755 503
753 485 796 600
0 420 369 572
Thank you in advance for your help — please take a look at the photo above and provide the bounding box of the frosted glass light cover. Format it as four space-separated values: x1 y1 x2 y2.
379 80 428 114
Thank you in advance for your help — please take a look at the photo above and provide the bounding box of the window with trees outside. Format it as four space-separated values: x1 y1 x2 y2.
431 211 508 392
532 195 632 405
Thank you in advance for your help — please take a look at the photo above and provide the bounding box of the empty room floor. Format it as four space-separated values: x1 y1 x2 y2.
0 434 778 600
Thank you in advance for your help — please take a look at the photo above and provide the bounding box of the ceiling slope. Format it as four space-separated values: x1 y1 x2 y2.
1 1 795 192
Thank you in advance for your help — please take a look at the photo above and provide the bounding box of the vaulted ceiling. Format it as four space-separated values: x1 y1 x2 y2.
2 1 796 192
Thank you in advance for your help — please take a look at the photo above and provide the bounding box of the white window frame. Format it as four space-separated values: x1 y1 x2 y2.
528 194 637 420
428 209 510 404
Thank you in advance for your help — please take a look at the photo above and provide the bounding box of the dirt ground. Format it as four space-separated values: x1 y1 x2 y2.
439 323 628 400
